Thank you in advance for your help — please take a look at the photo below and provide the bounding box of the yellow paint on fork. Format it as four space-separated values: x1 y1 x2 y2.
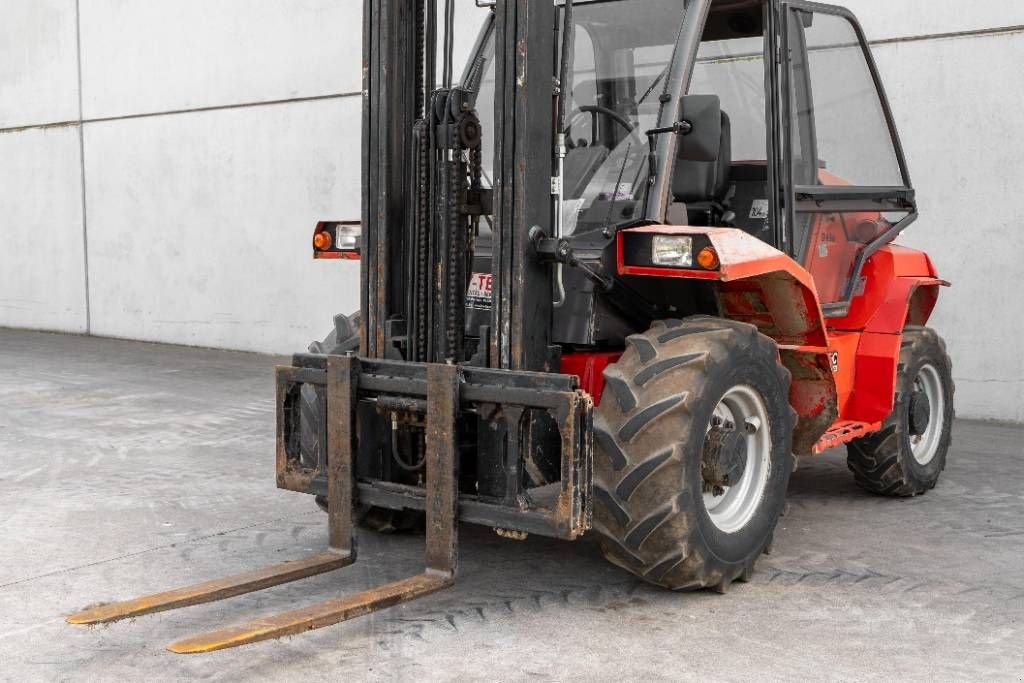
166 573 453 654
66 551 353 625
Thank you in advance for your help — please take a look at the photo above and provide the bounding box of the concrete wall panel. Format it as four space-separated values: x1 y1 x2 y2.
3 0 1024 423
874 33 1024 422
842 1 1024 42
83 97 361 354
0 126 87 332
78 0 361 119
0 0 80 129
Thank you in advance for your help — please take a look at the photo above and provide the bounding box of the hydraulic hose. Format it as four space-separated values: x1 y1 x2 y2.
553 0 574 308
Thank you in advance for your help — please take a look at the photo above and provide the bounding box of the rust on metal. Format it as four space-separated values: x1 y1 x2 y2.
69 351 591 651
65 551 353 625
275 365 297 490
326 355 357 555
166 573 452 654
812 420 882 454
277 466 315 493
494 528 529 540
164 362 461 654
69 355 362 629
783 350 839 455
275 365 318 493
424 363 460 576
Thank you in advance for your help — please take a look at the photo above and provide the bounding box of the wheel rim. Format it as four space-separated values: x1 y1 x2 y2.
702 385 772 534
910 363 945 465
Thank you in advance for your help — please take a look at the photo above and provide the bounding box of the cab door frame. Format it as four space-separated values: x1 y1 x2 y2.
777 0 918 317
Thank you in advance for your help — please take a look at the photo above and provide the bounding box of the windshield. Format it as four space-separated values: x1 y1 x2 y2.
469 0 689 235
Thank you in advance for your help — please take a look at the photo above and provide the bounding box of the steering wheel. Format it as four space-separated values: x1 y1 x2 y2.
566 105 635 148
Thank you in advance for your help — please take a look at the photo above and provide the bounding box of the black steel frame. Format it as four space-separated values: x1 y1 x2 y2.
490 0 556 371
362 0 424 359
277 354 593 539
353 0 576 538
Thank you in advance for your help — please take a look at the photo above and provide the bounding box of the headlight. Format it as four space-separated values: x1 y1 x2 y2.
651 236 693 267
335 223 361 251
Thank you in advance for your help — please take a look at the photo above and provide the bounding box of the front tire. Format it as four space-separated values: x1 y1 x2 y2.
594 317 796 592
847 327 954 496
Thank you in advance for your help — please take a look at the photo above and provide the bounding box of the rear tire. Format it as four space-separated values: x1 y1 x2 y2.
298 312 361 470
593 317 796 592
305 312 425 534
307 312 361 356
846 327 954 496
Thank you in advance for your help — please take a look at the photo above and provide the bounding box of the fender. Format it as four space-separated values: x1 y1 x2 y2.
617 228 949 452
618 226 837 454
829 245 949 424
832 244 946 334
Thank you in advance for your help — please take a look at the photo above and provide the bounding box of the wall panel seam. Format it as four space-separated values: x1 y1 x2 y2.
75 0 91 333
869 23 1024 48
2 22 1022 136
0 92 362 135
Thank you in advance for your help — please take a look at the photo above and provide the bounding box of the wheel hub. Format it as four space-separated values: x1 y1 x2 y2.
702 385 772 534
702 418 748 495
909 388 931 437
908 363 945 466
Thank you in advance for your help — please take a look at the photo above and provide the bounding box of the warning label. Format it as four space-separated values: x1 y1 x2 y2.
466 272 493 310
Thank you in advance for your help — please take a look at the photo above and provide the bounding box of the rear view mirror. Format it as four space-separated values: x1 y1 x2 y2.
677 94 722 162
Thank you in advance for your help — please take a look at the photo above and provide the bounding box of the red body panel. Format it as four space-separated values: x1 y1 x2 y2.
560 351 622 406
831 245 944 333
615 226 948 454
828 330 860 416
618 226 830 349
829 245 946 425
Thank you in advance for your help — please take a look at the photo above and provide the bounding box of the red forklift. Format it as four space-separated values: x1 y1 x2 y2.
70 0 953 652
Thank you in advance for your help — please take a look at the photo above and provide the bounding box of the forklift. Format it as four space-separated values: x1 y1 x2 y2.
69 0 954 652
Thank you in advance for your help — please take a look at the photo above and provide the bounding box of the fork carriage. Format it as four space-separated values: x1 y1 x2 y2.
277 354 594 541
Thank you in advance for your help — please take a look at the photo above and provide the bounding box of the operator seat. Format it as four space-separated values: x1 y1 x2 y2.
668 111 732 225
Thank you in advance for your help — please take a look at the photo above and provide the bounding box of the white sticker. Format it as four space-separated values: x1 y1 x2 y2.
750 199 769 220
613 183 634 201
466 272 493 310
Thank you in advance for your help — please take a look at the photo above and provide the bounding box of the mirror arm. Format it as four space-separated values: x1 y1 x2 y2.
644 120 694 182
638 118 696 185
645 120 693 138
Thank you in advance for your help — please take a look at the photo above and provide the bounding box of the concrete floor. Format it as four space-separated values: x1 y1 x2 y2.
0 329 1022 682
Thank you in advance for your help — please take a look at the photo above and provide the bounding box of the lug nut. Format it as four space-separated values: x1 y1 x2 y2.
744 416 762 435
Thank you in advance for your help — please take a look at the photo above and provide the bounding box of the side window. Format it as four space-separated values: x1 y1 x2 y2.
791 11 904 187
688 33 772 241
787 9 909 308
566 25 597 145
691 36 768 164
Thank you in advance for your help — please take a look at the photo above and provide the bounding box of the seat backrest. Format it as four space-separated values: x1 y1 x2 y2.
727 162 772 241
672 111 732 204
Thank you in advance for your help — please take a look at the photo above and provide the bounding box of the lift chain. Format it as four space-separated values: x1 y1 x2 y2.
445 121 466 362
413 118 430 363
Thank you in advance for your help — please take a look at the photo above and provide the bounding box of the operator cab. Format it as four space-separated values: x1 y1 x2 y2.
466 0 914 341
557 2 775 241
